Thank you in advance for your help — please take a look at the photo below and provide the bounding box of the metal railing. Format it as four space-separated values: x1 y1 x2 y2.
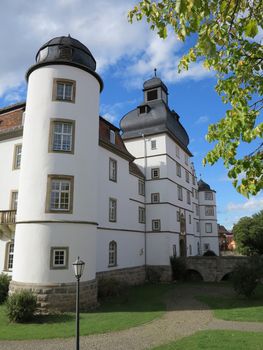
0 210 16 225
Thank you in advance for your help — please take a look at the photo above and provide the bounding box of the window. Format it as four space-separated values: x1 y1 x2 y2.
53 78 76 102
109 241 117 266
195 190 199 200
189 244 192 256
204 243 210 251
139 105 147 114
147 89 158 101
109 158 117 182
173 244 177 257
205 223 212 233
13 144 22 169
195 204 200 216
50 247 69 269
185 153 189 165
152 219 161 231
109 198 117 222
192 175 196 185
151 140 157 150
138 179 145 196
49 120 75 153
46 175 74 213
192 187 194 198
185 170 190 183
139 207 145 223
110 130 115 144
177 211 180 222
187 190 191 204
176 145 180 158
151 193 160 203
196 221 200 232
10 191 18 210
205 191 213 200
151 168 160 179
176 162 181 177
189 215 191 224
205 206 214 216
177 185 183 201
5 241 14 271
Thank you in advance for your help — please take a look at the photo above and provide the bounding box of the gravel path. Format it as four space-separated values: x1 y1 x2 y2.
0 284 262 350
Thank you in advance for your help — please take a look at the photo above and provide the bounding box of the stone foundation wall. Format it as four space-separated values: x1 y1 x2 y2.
9 279 97 312
97 265 146 285
146 265 172 282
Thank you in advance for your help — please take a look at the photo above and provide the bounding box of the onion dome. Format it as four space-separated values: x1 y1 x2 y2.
26 35 103 90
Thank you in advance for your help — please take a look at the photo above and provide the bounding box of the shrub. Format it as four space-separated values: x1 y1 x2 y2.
98 278 128 299
232 259 262 297
146 267 161 283
6 290 37 322
0 273 11 304
203 250 217 256
170 256 186 281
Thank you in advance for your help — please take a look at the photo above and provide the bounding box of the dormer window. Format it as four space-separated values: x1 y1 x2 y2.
139 105 150 114
110 130 115 144
147 89 158 101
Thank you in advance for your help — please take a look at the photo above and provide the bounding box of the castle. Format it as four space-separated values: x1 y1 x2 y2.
0 36 219 310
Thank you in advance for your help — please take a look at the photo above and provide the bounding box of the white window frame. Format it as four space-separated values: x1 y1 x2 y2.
50 247 69 269
50 120 74 153
176 162 181 177
110 130 115 144
139 207 145 223
13 144 22 170
5 241 14 271
54 79 76 102
205 191 213 200
151 193 160 203
151 168 160 179
185 170 190 183
46 175 74 213
10 191 18 210
138 179 145 196
151 140 157 150
177 185 183 201
109 158 117 182
152 219 161 231
109 240 117 267
185 153 189 165
205 206 214 216
205 223 213 233
109 198 117 222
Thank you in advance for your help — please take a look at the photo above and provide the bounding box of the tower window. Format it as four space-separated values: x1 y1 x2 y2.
152 219 161 231
151 193 160 203
147 89 158 101
46 175 74 213
139 207 145 223
50 247 69 269
151 140 157 150
53 78 76 103
151 168 160 179
139 105 150 114
110 130 115 144
205 191 213 200
49 119 75 153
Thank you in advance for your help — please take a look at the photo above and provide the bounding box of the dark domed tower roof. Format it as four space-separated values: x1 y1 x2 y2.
198 179 215 192
26 35 103 91
120 76 191 155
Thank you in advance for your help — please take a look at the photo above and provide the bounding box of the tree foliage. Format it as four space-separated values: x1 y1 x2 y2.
233 210 263 255
128 0 263 196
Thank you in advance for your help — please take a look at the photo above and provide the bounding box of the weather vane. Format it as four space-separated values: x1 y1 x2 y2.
154 68 157 77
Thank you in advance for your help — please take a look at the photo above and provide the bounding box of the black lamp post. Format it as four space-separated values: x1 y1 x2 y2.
72 257 85 350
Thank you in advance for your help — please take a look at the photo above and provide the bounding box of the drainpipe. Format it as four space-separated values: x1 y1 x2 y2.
142 134 147 271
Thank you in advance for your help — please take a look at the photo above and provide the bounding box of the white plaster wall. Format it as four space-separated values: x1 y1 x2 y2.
12 223 96 283
96 229 145 272
0 137 21 209
146 233 174 265
13 64 100 284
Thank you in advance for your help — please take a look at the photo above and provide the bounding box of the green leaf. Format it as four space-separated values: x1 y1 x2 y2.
244 20 258 38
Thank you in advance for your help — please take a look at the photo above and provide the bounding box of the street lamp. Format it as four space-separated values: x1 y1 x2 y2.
72 257 85 350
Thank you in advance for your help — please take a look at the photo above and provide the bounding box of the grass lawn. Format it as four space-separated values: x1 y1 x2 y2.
151 330 263 350
0 283 171 340
197 284 263 322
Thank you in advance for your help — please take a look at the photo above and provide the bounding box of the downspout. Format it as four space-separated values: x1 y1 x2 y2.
142 134 147 272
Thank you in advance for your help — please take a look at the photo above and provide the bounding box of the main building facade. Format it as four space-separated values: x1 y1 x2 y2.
0 36 219 310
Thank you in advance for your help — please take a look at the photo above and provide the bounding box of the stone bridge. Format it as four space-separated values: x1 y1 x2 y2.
185 256 249 282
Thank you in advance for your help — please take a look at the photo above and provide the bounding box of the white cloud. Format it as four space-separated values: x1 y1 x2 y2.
195 115 209 124
100 99 138 125
0 0 214 102
227 196 263 212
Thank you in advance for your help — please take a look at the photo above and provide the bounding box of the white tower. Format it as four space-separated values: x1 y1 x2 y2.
11 36 103 310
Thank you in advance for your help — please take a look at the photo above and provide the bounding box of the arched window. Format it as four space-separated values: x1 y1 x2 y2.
109 241 117 267
5 241 14 271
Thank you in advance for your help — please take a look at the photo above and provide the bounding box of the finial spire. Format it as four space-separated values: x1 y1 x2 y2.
68 33 71 37
154 68 157 77
199 173 202 179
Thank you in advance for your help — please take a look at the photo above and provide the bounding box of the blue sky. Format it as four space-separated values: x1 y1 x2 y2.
0 0 262 229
